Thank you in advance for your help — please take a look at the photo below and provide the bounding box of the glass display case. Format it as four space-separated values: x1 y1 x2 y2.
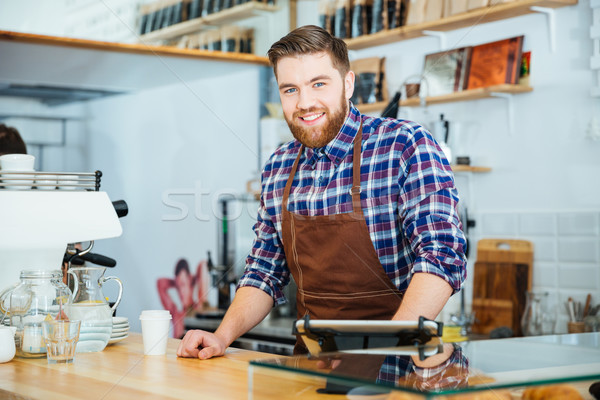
248 332 600 399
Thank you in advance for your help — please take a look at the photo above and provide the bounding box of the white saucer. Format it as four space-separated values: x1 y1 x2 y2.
113 323 129 329
108 334 128 344
112 317 129 325
112 326 129 334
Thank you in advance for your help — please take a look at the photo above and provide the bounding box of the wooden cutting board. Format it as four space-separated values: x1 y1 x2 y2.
471 239 533 336
471 298 513 335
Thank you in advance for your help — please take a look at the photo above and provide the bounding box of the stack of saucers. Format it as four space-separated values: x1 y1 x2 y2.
109 316 129 344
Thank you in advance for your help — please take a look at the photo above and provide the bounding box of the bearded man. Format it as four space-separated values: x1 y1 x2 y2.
178 25 467 359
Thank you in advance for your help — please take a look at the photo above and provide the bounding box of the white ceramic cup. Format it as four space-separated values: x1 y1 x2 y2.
0 154 35 190
58 175 78 190
0 326 17 363
139 310 172 356
0 154 35 171
35 174 57 190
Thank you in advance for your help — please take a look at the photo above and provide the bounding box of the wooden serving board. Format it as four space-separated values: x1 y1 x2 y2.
471 298 513 335
471 239 533 336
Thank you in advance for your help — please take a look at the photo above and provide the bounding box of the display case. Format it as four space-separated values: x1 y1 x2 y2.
248 332 600 399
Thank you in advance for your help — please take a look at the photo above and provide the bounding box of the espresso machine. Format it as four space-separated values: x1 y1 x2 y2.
0 171 124 285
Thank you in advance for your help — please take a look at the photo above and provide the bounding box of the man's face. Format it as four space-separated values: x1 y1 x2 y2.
276 52 355 148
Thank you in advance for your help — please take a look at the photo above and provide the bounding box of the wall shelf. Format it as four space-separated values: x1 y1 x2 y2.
403 84 533 106
356 84 532 114
0 30 269 97
139 2 279 43
344 0 577 50
452 165 491 173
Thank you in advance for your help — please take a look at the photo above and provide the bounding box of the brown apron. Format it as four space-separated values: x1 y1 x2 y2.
281 124 403 354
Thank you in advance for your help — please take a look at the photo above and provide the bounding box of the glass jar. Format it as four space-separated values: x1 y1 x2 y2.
9 270 71 358
521 291 556 336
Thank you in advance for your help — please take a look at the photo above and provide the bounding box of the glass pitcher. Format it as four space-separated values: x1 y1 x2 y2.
1 270 71 358
521 291 556 336
66 266 123 352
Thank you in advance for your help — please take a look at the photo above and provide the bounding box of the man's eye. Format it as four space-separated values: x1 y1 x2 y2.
314 82 324 88
284 88 297 94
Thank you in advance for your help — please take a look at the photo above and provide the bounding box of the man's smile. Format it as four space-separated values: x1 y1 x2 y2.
299 112 325 123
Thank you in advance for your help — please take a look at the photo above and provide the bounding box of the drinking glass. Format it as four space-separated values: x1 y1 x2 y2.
41 320 81 364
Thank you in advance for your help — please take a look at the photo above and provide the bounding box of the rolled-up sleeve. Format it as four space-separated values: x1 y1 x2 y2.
237 191 290 306
399 127 467 292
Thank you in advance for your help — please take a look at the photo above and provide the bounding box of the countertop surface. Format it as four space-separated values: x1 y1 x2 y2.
1 333 598 399
0 333 289 400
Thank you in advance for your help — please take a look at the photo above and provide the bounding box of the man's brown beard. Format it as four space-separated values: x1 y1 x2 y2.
285 96 348 149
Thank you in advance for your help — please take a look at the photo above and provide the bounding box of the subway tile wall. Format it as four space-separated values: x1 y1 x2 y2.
468 210 600 334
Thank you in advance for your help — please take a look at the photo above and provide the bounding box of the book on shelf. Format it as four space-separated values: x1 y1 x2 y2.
405 0 426 26
422 46 472 97
467 0 489 10
465 35 524 90
519 51 531 86
423 0 444 22
443 0 468 17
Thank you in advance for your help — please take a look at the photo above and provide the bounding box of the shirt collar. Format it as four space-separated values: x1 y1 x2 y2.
303 102 361 167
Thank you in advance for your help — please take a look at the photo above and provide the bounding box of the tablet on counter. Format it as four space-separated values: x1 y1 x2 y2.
293 315 444 357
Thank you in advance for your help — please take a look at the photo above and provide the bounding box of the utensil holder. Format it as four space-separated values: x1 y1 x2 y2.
567 321 585 333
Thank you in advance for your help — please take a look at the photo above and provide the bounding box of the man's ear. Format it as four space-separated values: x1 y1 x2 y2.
344 70 355 100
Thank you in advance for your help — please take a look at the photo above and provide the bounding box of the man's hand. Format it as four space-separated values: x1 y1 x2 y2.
176 287 274 360
177 329 227 359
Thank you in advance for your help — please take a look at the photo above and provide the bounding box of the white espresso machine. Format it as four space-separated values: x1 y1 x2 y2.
0 171 124 285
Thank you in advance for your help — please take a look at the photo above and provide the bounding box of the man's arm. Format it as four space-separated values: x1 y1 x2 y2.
176 286 273 359
392 272 452 321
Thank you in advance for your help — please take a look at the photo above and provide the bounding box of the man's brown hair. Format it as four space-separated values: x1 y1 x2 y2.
267 25 350 79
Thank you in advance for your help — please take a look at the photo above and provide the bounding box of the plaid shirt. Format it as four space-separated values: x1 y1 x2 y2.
238 103 466 306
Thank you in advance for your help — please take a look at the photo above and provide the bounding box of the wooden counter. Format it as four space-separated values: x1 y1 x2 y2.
0 334 268 399
1 333 597 399
0 333 344 400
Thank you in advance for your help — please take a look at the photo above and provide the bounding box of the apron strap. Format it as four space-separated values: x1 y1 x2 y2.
351 124 363 216
282 144 304 214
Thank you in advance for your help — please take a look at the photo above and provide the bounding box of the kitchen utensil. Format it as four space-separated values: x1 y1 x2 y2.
1 270 71 358
66 266 123 353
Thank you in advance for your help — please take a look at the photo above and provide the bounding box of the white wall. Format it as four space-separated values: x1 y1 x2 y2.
76 68 263 332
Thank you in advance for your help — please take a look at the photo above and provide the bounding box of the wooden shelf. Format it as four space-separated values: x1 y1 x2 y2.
356 101 389 114
452 165 492 173
402 84 533 106
0 30 269 95
344 0 577 50
355 84 532 113
140 2 279 42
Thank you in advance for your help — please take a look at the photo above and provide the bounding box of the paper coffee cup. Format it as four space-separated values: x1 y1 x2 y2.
139 310 172 356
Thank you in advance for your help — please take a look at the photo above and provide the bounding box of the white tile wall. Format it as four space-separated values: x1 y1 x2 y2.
462 210 600 334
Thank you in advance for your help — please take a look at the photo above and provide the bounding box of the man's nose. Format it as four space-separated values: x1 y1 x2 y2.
297 89 316 110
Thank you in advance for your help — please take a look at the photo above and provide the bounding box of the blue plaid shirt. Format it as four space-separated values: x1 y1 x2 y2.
238 103 466 306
